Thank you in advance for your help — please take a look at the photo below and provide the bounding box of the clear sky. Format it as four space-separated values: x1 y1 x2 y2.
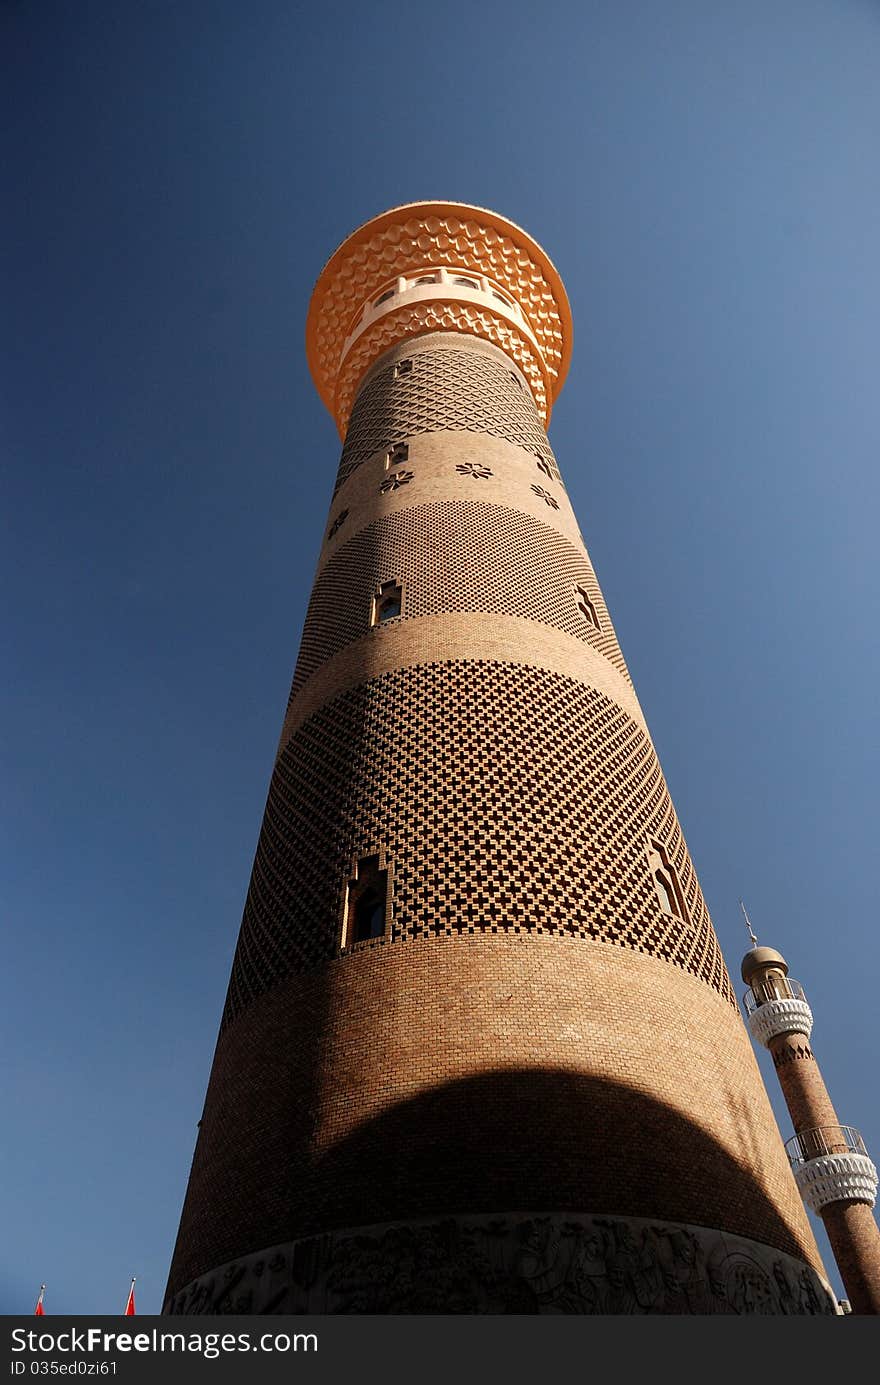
3 0 878 1314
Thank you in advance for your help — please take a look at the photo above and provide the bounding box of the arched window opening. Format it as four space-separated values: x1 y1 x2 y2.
647 838 690 923
575 585 601 630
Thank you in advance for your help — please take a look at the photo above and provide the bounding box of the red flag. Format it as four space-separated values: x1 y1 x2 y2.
35 1285 46 1316
124 1279 136 1316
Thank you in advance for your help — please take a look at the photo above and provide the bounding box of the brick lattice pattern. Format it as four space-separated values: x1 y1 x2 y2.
291 501 630 696
335 348 563 493
223 662 732 1027
168 317 829 1312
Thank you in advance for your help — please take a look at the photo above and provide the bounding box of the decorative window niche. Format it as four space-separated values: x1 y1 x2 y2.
394 359 413 377
647 838 690 924
385 443 409 470
531 483 559 510
379 469 414 493
574 585 601 630
341 855 390 949
372 579 403 625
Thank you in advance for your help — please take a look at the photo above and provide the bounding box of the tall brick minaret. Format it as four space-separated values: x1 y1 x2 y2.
165 203 839 1314
741 924 880 1314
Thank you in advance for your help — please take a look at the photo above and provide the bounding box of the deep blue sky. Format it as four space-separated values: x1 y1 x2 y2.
3 1 878 1314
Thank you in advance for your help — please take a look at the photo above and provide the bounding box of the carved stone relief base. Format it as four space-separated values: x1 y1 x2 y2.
165 1212 838 1315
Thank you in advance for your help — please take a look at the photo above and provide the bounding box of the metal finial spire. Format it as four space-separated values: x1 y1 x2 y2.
740 899 759 948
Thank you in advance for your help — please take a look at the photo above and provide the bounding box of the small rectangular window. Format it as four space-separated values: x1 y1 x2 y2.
385 442 409 470
372 579 403 625
394 359 413 378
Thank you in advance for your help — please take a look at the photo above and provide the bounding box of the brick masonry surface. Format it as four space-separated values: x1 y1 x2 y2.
167 937 824 1295
291 500 630 695
769 1029 880 1312
225 660 728 1024
335 343 562 494
166 332 830 1309
319 428 585 573
276 613 646 749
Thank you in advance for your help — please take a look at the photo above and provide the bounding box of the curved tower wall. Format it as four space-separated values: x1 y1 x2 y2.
165 205 835 1315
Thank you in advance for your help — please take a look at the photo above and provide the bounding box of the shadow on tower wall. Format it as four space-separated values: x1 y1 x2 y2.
166 1057 824 1314
301 1067 810 1259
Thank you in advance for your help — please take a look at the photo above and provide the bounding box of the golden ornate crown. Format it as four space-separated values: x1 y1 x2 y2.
306 201 572 437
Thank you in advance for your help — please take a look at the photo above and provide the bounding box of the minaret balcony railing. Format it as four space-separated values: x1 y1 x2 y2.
742 976 807 1014
785 1127 878 1214
785 1125 868 1166
742 979 813 1046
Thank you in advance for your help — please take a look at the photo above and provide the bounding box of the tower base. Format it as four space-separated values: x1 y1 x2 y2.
163 1212 837 1315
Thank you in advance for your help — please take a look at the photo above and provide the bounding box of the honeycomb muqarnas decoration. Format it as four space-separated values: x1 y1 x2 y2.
306 202 573 435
